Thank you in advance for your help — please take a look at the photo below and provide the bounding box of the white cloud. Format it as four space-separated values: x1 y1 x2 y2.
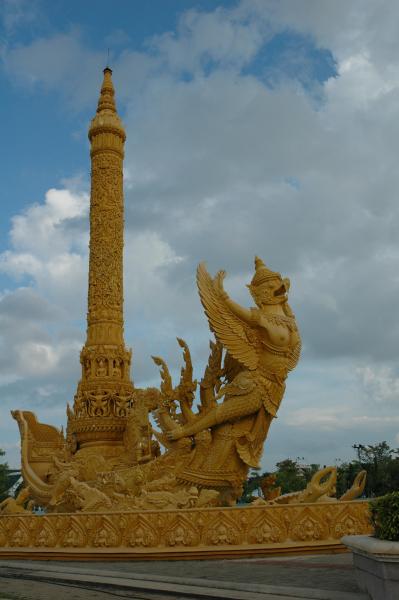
150 6 266 74
125 231 184 313
3 30 105 108
0 187 89 395
284 407 341 430
10 188 88 253
0 0 39 35
357 366 399 405
17 342 61 376
0 188 88 307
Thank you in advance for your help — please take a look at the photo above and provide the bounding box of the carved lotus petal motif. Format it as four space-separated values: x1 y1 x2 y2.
34 522 57 548
290 508 327 542
93 517 119 548
62 517 86 548
205 514 241 546
248 512 286 544
332 506 372 538
165 516 199 547
10 519 30 547
128 518 157 548
0 524 8 546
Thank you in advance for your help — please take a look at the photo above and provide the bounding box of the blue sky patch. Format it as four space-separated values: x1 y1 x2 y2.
246 30 337 89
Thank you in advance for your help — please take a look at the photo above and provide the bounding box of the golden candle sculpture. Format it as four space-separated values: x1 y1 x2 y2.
0 69 372 558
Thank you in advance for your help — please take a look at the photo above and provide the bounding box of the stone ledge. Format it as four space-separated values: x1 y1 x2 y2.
0 541 347 561
342 535 399 559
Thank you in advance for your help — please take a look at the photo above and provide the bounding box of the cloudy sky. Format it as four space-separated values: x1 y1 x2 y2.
1 0 399 471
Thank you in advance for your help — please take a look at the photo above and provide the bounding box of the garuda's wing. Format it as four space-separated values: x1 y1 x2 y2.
197 263 259 370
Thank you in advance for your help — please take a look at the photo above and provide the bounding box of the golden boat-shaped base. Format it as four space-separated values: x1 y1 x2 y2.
0 500 372 560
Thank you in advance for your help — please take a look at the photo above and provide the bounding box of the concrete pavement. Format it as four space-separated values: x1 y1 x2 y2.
0 552 368 600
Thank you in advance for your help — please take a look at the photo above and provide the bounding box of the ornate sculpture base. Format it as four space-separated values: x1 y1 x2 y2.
0 500 372 560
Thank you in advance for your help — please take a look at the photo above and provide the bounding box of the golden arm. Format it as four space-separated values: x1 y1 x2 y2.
168 393 262 439
222 293 254 324
214 270 254 324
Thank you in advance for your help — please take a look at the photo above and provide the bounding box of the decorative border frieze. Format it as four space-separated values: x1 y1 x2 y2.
0 500 372 559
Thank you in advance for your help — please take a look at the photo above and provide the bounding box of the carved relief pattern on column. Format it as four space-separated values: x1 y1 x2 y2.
88 152 124 326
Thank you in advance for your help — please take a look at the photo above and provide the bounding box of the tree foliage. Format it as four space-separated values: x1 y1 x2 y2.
274 459 321 494
241 441 399 504
337 442 399 498
370 492 399 541
0 449 21 501
240 459 321 502
0 448 9 501
239 468 264 503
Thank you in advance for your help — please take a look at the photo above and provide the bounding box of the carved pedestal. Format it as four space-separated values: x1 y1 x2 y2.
0 501 372 560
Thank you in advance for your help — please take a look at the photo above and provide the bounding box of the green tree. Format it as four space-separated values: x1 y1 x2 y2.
0 448 10 501
239 468 266 503
0 449 20 501
274 459 307 494
352 442 399 497
301 463 321 484
336 460 360 497
240 459 322 503
336 442 399 498
240 441 399 504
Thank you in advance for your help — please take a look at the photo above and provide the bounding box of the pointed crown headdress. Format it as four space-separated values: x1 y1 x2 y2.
249 256 282 288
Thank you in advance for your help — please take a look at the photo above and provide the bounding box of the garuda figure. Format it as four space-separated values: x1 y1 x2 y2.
155 257 301 504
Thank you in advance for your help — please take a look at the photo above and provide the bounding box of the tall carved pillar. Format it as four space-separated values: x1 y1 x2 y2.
68 68 134 454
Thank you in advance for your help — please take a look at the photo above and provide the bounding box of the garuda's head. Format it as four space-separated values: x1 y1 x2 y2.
247 256 290 307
